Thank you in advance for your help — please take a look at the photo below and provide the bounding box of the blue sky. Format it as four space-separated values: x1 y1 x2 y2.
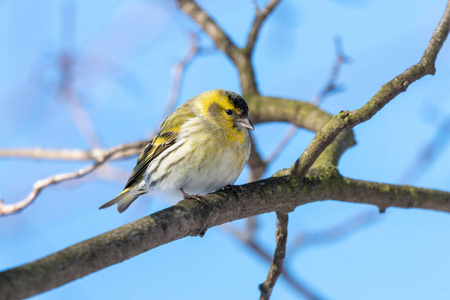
1 0 450 299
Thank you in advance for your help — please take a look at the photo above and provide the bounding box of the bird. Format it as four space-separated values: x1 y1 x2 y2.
99 89 254 213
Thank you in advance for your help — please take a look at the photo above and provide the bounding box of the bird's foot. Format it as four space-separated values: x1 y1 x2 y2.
180 188 206 204
224 184 243 195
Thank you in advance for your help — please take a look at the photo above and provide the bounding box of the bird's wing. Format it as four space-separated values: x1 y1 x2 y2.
123 108 196 189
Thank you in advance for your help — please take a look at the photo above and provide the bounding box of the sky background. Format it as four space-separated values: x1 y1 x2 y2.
1 0 450 299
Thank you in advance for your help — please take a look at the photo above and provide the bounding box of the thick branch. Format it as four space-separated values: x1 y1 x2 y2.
333 177 450 213
1 171 450 299
248 96 333 131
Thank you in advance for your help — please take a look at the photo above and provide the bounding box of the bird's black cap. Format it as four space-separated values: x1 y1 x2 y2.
223 90 249 115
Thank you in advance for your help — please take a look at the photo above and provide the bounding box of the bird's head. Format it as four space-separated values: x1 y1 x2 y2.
195 89 254 132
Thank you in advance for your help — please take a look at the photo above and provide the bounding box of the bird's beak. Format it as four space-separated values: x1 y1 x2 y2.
235 116 255 131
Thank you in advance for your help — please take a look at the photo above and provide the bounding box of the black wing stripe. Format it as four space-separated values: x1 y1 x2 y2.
124 131 178 189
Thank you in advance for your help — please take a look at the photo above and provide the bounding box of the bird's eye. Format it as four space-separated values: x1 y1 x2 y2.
225 109 233 116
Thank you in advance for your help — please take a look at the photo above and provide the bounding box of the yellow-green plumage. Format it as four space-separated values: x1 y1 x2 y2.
99 89 254 213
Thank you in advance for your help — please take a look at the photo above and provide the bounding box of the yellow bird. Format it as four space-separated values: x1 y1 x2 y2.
99 89 254 213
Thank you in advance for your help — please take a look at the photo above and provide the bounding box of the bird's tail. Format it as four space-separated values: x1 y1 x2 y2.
99 188 140 213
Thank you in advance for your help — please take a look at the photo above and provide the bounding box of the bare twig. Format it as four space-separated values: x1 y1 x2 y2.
222 223 322 300
58 1 102 148
399 115 450 183
289 210 378 256
246 0 282 54
265 125 298 165
89 165 131 185
245 216 259 240
312 37 350 106
259 212 288 300
59 82 102 148
0 148 100 160
0 141 146 161
164 32 199 118
247 135 268 182
0 142 146 216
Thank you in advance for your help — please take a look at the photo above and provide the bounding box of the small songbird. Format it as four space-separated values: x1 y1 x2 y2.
99 89 254 213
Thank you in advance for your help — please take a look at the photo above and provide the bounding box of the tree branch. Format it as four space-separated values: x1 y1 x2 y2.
259 212 288 300
246 95 355 181
246 0 282 54
312 37 350 106
0 142 146 216
399 115 450 183
175 0 240 63
164 32 199 118
266 126 297 165
175 0 259 94
223 222 322 299
335 177 450 213
291 1 450 178
247 135 268 182
1 170 450 298
0 142 145 161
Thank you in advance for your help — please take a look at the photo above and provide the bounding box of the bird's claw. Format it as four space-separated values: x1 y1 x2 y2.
180 188 207 205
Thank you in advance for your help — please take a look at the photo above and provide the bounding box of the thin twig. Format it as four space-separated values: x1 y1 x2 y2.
0 142 146 216
247 135 268 182
248 123 297 182
246 0 282 54
0 141 146 161
58 1 102 148
399 115 450 183
312 37 350 106
60 83 102 148
265 125 298 165
222 223 322 300
164 32 199 118
245 216 259 240
259 212 288 300
289 210 378 256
